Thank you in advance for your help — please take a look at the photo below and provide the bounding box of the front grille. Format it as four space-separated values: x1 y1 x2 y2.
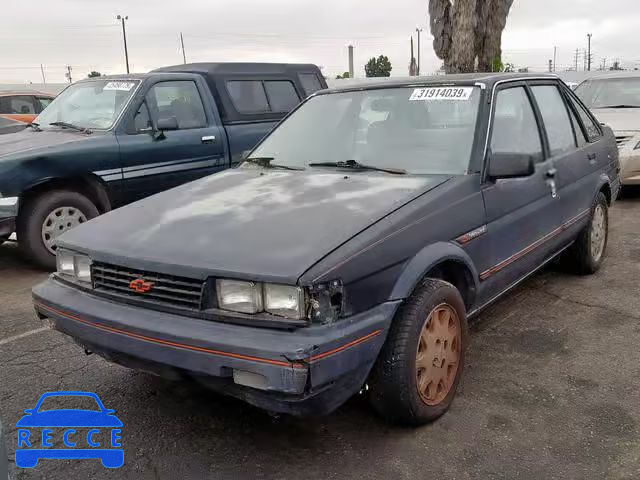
92 262 205 310
616 135 632 148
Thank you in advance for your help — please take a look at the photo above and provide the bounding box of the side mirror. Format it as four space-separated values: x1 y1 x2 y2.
488 153 536 179
156 116 179 131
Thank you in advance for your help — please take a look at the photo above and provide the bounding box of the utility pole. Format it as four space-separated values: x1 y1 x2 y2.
117 15 130 74
416 27 423 75
65 65 73 84
348 45 354 78
587 33 592 71
180 32 187 64
40 64 46 84
553 46 557 72
583 49 587 71
574 49 579 71
548 59 553 73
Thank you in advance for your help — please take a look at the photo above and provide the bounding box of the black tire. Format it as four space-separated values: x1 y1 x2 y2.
16 190 99 270
368 278 469 426
564 192 609 275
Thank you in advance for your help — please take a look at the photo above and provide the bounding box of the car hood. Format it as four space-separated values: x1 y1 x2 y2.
590 108 640 133
61 169 450 283
0 128 94 161
16 410 123 428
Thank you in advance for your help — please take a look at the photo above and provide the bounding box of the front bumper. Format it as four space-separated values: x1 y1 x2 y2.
33 278 399 416
0 196 18 237
619 147 640 185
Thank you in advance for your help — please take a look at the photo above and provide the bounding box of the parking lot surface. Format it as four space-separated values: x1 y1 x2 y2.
1 193 639 480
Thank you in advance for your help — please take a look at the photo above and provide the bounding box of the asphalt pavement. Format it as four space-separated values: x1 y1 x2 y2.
1 192 639 480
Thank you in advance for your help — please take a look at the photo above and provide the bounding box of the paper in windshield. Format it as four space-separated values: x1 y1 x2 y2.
409 87 474 101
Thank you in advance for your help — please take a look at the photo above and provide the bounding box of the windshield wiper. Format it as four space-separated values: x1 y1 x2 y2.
25 122 41 132
243 157 305 171
595 104 640 109
48 121 92 134
308 160 407 175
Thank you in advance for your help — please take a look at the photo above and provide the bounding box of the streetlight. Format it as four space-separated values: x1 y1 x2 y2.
116 15 130 74
416 27 423 75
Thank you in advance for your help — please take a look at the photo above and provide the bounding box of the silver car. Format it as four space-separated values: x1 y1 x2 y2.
575 72 640 185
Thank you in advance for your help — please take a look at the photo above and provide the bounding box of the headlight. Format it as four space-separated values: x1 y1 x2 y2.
56 249 92 284
216 279 306 319
264 284 305 319
216 280 263 314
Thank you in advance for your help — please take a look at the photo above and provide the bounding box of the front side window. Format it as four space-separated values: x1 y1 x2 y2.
531 85 575 156
248 86 482 175
490 87 543 162
575 77 640 109
146 81 207 129
36 79 139 130
9 96 35 114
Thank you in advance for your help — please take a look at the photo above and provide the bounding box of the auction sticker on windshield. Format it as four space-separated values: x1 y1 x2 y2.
409 87 473 101
103 81 135 91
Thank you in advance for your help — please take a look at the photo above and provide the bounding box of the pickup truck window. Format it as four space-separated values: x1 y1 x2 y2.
531 85 575 156
8 96 36 114
248 86 481 175
146 81 207 129
264 81 300 112
491 87 543 162
35 97 52 112
227 80 301 114
299 73 323 96
36 79 140 130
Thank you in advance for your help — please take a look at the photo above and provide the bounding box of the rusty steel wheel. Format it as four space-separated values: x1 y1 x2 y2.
416 304 461 406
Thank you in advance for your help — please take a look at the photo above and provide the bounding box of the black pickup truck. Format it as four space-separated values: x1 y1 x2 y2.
0 62 326 268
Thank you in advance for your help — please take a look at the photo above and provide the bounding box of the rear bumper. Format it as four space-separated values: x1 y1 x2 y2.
33 278 399 416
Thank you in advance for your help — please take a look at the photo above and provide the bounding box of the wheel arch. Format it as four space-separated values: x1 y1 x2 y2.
18 174 112 216
390 242 479 310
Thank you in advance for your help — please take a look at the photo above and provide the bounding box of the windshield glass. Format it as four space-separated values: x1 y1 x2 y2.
36 79 139 130
247 86 482 175
575 77 640 108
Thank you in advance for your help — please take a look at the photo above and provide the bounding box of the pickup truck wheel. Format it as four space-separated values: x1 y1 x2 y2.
564 192 609 275
17 190 99 269
368 278 468 426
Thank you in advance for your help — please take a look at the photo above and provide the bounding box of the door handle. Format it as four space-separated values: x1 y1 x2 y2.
201 135 216 144
546 168 557 178
587 153 597 163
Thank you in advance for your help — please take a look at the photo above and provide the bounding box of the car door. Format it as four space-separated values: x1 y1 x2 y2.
479 83 562 299
116 79 226 204
528 82 599 241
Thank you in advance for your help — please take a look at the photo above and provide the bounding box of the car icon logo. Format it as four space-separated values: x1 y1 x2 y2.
129 278 154 293
15 391 123 469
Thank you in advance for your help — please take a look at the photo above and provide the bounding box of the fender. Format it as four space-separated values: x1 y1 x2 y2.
21 174 112 213
595 172 614 204
389 241 480 302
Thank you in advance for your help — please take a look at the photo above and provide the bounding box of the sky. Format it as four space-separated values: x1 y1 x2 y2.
1 0 639 84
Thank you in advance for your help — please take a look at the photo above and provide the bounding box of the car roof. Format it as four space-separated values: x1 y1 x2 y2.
325 73 560 93
0 90 54 97
579 71 640 81
153 62 322 76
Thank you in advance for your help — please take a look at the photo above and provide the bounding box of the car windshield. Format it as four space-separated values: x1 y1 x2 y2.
36 79 140 130
246 86 482 175
37 395 101 412
575 77 640 109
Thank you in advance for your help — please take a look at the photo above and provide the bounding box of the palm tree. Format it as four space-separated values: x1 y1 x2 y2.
429 0 515 73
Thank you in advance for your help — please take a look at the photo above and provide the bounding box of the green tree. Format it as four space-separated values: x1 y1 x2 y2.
87 71 102 78
365 55 392 77
335 71 351 79
429 0 515 73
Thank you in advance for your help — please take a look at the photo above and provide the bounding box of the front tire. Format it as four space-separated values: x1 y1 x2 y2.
368 278 469 426
17 190 99 269
564 192 609 275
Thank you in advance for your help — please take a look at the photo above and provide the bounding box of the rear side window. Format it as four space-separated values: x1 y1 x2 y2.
299 73 323 96
264 81 299 112
491 87 543 162
568 96 601 141
531 85 575 156
226 80 301 114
